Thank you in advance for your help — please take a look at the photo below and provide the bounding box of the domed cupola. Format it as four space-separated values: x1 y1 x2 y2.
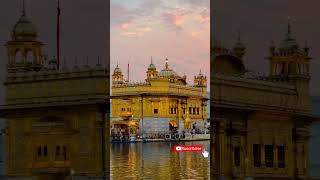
194 70 207 87
159 58 179 77
146 58 158 81
279 19 298 50
5 3 44 72
232 32 246 59
11 13 38 41
112 64 124 85
148 59 156 70
268 18 311 78
114 64 122 74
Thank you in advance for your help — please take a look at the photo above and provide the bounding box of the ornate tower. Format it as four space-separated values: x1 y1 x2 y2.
5 7 44 72
268 18 310 78
268 18 311 111
112 64 124 84
194 70 207 87
232 31 246 59
146 58 158 81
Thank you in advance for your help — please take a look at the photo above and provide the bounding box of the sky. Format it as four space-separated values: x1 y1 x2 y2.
0 0 108 104
110 0 210 85
213 0 320 96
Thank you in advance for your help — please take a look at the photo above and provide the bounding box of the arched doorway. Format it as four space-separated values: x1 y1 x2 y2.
169 120 178 133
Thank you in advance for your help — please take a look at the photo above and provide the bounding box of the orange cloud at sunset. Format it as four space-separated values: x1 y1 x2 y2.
121 31 141 37
194 15 210 24
111 0 210 86
139 26 152 32
120 22 130 30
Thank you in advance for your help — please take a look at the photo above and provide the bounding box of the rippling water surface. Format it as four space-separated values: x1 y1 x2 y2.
111 141 210 179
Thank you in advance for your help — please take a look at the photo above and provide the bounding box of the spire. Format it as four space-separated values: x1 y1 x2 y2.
22 0 26 16
287 16 291 36
237 29 241 42
127 61 130 82
151 56 153 64
56 0 61 70
165 58 169 69
279 16 298 49
286 16 295 39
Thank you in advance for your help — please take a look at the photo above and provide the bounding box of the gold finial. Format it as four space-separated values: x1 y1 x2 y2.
165 58 169 69
22 0 26 16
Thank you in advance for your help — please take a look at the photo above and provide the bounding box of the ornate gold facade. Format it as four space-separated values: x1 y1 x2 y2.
211 22 317 179
0 8 109 180
111 59 208 136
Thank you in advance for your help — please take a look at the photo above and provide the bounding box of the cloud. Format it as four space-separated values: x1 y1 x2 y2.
119 26 152 38
120 22 130 30
139 26 152 32
194 15 210 24
190 31 202 37
121 31 141 38
162 8 190 31
111 2 134 27
111 0 162 28
180 0 210 9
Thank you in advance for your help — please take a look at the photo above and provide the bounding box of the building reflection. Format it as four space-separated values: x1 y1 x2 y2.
111 141 210 179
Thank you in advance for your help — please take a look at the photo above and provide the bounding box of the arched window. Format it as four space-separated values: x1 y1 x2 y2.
63 146 67 160
37 146 42 156
56 146 61 156
281 62 286 75
26 50 34 63
44 146 48 156
15 50 24 63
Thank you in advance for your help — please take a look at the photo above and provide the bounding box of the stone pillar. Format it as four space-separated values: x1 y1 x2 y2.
260 137 265 168
215 118 226 179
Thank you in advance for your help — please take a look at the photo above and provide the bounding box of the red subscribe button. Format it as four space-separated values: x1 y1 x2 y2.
174 145 203 152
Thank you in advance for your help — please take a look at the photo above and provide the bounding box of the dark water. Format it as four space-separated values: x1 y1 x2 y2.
110 141 210 179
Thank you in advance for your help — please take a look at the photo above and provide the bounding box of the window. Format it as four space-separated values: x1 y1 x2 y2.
189 107 192 114
154 109 158 114
44 146 48 156
193 108 196 114
63 146 67 160
183 108 186 114
56 146 61 156
174 108 177 114
37 146 42 156
253 144 261 167
197 108 200 115
265 145 274 167
277 145 285 168
234 146 240 167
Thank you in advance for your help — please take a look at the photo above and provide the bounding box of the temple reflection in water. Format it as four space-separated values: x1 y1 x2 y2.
111 141 210 179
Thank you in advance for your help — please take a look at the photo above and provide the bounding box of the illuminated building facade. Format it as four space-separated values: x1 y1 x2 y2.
111 59 208 137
